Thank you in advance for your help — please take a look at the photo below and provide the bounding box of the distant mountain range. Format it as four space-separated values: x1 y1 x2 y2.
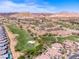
0 12 79 18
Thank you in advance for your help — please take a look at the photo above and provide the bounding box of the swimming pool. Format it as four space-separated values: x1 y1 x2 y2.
8 50 13 59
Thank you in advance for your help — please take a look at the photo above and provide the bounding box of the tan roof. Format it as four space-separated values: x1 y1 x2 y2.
35 43 62 59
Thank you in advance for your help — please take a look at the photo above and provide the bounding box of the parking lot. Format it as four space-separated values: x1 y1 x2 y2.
0 25 10 59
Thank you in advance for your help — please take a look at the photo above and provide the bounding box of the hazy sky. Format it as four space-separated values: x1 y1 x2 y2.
0 0 79 13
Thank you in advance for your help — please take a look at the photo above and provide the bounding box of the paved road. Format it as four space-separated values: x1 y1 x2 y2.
69 53 79 59
64 27 79 33
0 25 9 59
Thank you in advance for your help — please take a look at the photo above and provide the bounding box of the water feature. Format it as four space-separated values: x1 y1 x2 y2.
8 50 12 59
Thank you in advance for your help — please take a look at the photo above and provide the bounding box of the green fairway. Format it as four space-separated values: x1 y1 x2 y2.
7 24 35 52
7 24 79 59
7 24 45 58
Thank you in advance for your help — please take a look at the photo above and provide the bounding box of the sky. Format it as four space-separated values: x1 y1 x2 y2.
0 0 79 13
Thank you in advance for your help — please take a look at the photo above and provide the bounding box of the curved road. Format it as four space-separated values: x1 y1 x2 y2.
0 25 12 59
69 53 79 59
